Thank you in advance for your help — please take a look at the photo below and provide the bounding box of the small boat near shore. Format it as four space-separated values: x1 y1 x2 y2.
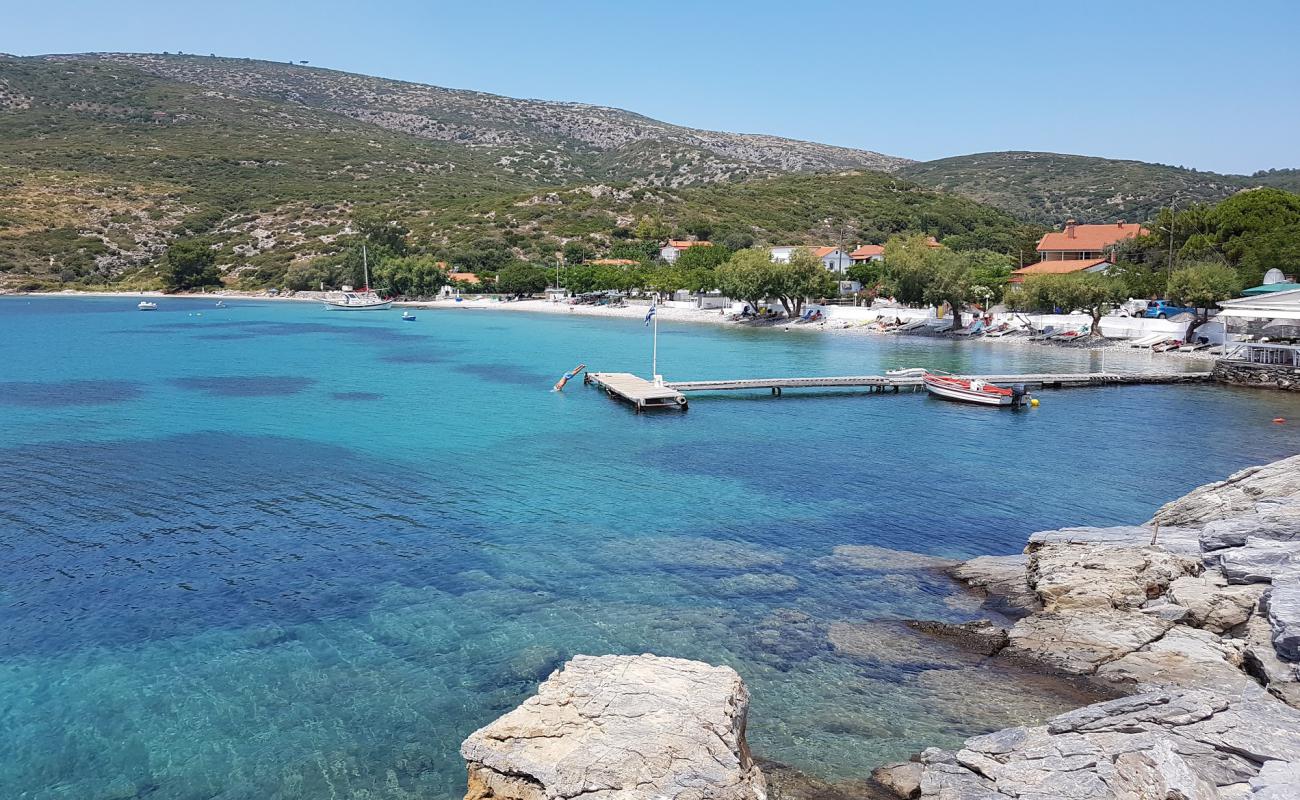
923 372 1026 407
323 245 393 311
137 301 157 311
401 311 416 321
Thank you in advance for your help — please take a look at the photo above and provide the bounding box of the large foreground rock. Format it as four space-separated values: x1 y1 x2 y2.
1270 579 1300 661
912 689 1300 799
1152 454 1300 527
461 654 766 800
947 554 1041 615
1004 608 1172 675
1027 541 1200 611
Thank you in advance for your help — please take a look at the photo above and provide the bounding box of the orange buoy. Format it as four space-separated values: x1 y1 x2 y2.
1273 418 1286 424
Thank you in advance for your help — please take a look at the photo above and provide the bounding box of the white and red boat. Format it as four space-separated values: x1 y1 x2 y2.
923 373 1023 407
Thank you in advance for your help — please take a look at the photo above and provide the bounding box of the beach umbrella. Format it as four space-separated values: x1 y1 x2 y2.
1263 319 1300 338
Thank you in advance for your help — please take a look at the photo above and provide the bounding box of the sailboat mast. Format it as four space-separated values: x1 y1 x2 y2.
362 243 369 290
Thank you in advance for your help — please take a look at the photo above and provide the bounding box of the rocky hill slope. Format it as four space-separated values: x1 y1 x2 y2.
898 151 1259 225
70 53 908 185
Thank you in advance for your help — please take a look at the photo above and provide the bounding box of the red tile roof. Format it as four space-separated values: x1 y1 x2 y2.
850 244 885 259
811 246 839 259
1037 222 1147 253
666 240 712 250
1009 258 1112 283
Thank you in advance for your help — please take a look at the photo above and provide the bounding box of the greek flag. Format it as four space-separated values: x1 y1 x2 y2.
644 304 656 327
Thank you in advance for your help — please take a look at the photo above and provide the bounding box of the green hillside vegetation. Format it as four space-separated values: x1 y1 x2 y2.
899 151 1257 226
423 171 1044 267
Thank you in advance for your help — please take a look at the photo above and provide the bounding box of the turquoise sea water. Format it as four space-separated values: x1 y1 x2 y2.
4 295 1300 800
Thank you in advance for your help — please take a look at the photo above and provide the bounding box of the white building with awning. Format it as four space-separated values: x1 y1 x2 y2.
1215 288 1300 367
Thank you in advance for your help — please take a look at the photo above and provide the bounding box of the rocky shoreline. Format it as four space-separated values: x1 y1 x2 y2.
458 454 1300 800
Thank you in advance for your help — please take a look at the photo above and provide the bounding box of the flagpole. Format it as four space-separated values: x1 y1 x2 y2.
651 298 659 381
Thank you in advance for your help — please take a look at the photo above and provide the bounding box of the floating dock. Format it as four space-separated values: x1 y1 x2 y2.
584 372 689 412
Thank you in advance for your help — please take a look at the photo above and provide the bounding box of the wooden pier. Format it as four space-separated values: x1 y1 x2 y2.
666 371 1212 395
584 372 689 412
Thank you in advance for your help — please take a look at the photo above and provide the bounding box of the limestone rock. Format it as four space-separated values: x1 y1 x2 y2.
460 654 766 800
1269 579 1300 661
1096 626 1259 697
1004 608 1172 675
947 554 1041 616
1200 507 1300 552
870 762 922 799
1028 524 1202 555
1242 613 1300 708
913 689 1300 798
1167 573 1266 633
1151 454 1300 527
1027 542 1201 611
1218 538 1300 584
1250 759 1300 800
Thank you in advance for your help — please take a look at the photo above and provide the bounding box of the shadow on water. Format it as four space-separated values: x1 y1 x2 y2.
0 379 146 407
170 376 316 397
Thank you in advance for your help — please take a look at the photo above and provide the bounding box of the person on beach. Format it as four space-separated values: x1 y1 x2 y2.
553 363 587 391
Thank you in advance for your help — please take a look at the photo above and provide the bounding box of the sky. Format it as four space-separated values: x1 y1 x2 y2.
4 0 1298 174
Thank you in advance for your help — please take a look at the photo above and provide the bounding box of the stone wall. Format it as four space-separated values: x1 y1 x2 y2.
1213 359 1300 391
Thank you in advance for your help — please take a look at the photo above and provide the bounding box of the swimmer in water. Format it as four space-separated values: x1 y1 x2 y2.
553 363 587 391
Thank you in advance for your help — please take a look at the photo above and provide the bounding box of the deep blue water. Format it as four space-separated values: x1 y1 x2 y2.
4 296 1300 799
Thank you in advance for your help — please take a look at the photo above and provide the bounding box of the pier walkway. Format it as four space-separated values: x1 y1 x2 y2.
668 371 1211 395
585 369 1210 410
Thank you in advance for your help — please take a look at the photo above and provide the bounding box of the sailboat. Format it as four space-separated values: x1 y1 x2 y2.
323 245 393 310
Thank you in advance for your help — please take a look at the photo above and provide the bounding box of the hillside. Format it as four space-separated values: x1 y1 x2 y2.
425 171 1041 264
73 53 908 184
898 151 1257 225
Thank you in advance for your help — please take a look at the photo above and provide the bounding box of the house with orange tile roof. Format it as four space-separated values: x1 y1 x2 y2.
850 244 885 263
769 245 852 273
1009 258 1113 284
1037 220 1147 261
659 239 713 264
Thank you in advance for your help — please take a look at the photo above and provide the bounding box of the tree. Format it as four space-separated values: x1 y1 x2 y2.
770 248 837 318
881 234 936 306
1166 262 1242 340
562 240 593 265
674 244 730 271
496 262 548 298
161 239 221 291
920 250 974 330
718 229 755 250
716 248 774 314
354 214 410 256
1007 272 1122 336
373 255 449 299
634 216 670 242
846 259 885 289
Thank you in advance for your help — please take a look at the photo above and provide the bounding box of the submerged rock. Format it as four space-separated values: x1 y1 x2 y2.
903 619 1008 656
821 544 958 572
947 554 1041 616
461 654 766 800
828 620 984 669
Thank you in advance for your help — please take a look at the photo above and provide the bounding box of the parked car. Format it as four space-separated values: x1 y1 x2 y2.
1142 300 1197 319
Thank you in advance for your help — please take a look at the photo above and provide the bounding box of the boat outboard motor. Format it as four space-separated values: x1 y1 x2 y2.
1011 383 1028 406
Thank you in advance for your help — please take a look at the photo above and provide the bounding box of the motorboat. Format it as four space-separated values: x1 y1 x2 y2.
885 367 928 378
923 373 1025 407
215 300 226 308
401 311 416 321
137 301 157 311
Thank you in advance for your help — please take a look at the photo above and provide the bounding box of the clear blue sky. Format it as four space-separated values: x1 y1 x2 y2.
6 0 1298 174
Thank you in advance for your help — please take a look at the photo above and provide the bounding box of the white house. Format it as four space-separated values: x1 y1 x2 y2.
768 245 852 274
660 240 713 263
850 244 885 263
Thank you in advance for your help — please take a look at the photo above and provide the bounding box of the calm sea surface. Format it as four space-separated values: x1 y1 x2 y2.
4 296 1300 799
